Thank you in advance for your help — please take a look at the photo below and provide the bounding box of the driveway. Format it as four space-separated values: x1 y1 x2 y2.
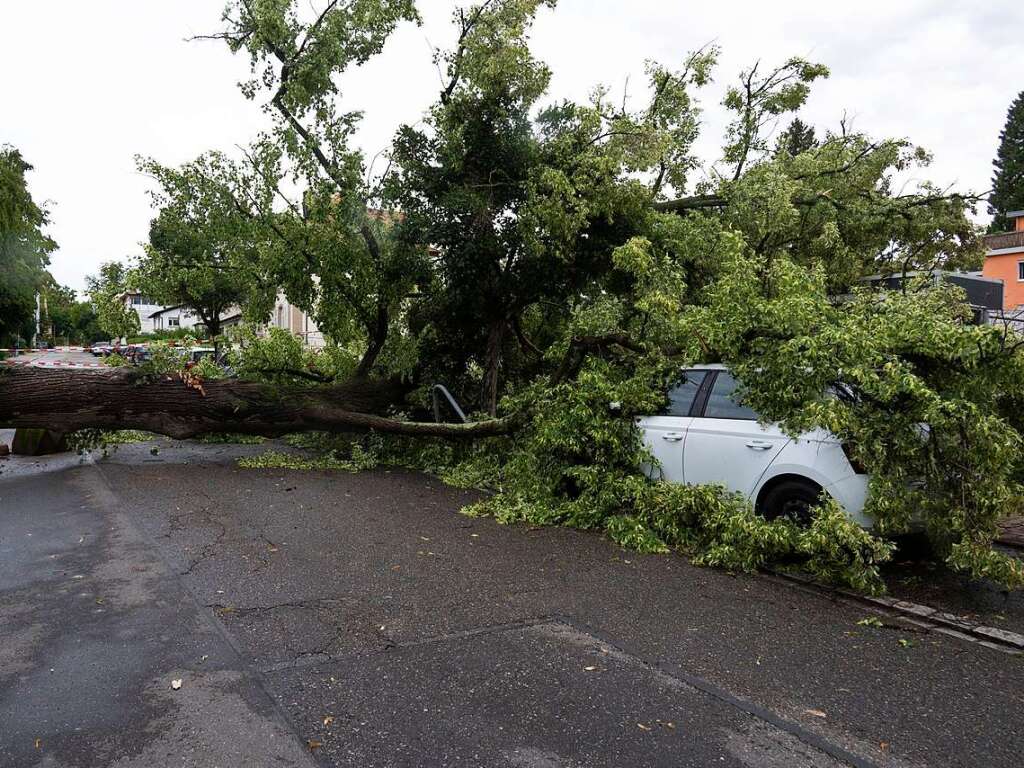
1 440 1022 767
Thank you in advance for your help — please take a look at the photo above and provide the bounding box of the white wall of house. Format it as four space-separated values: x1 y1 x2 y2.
122 293 166 334
150 307 207 333
268 292 326 348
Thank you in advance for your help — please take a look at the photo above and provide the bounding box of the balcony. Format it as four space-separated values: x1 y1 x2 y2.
985 231 1024 252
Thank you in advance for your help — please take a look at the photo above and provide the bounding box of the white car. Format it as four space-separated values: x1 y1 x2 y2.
638 365 871 526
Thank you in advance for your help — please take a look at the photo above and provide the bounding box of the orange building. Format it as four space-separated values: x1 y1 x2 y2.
982 211 1024 310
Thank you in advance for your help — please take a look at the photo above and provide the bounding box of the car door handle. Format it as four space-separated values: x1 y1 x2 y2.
745 440 773 450
661 433 684 442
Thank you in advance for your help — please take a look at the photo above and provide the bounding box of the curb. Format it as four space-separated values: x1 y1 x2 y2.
769 570 1024 653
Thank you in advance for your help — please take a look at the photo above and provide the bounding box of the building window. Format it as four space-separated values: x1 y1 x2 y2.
1018 261 1024 282
168 317 180 327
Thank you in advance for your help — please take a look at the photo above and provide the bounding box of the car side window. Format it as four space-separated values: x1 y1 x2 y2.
704 372 759 420
662 371 707 416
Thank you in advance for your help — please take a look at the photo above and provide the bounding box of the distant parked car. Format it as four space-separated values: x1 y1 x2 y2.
637 365 870 527
185 347 217 365
90 342 112 356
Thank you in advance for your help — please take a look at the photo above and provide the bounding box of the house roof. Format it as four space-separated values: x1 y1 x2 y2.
148 305 184 319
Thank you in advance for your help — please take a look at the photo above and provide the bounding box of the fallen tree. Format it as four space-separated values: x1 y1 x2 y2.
8 1 1019 594
0 366 515 440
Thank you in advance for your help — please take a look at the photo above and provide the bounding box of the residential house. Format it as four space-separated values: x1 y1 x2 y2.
982 211 1024 311
148 305 208 333
119 292 170 335
120 292 237 336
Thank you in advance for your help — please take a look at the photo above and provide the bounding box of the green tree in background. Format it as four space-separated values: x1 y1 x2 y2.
776 117 817 157
0 146 55 345
989 91 1024 232
86 261 140 341
41 282 103 345
135 156 256 340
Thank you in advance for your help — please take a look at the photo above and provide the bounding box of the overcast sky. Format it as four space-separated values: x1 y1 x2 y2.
3 0 1021 293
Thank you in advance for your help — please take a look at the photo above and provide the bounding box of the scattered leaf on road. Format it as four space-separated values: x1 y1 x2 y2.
804 709 827 719
637 723 652 731
323 716 334 727
583 666 597 671
857 617 884 628
34 738 42 749
307 740 323 751
898 638 914 648
171 678 182 690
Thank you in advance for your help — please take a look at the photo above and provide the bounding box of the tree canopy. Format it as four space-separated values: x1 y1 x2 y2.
86 261 140 340
0 146 55 345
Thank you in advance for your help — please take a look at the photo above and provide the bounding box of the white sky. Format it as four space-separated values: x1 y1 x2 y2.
3 0 1021 293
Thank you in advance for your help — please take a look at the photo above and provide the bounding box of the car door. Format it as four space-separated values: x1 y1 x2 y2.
682 371 792 498
638 370 709 482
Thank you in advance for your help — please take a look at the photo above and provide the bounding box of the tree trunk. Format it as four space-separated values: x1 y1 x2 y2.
482 320 506 417
354 302 389 379
0 367 517 440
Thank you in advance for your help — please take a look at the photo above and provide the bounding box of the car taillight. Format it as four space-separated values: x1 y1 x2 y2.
841 442 868 475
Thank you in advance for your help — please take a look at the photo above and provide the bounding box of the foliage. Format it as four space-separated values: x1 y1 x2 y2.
195 432 266 445
388 4 715 414
155 1 1013 591
683 255 1024 585
42 283 104 345
238 448 375 472
134 155 255 338
66 429 156 456
776 117 817 158
103 352 129 368
229 326 359 383
181 0 429 377
988 90 1024 232
86 262 141 340
0 146 55 344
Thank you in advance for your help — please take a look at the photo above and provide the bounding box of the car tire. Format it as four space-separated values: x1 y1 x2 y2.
757 479 823 526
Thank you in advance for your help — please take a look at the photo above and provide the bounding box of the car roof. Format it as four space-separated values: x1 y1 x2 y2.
685 363 728 371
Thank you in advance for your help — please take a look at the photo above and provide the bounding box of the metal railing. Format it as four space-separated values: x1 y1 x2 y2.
432 384 468 424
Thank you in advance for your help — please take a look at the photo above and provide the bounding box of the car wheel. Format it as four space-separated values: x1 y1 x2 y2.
758 479 823 526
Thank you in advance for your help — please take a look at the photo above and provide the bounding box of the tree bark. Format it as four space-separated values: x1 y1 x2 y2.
0 367 516 440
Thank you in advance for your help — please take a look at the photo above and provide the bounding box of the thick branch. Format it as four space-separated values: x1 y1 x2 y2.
0 368 516 441
652 194 727 213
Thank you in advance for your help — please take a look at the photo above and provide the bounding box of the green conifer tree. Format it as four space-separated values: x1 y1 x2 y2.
989 91 1024 233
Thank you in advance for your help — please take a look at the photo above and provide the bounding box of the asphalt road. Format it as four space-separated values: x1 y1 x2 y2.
2 440 1023 767
3 348 102 369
